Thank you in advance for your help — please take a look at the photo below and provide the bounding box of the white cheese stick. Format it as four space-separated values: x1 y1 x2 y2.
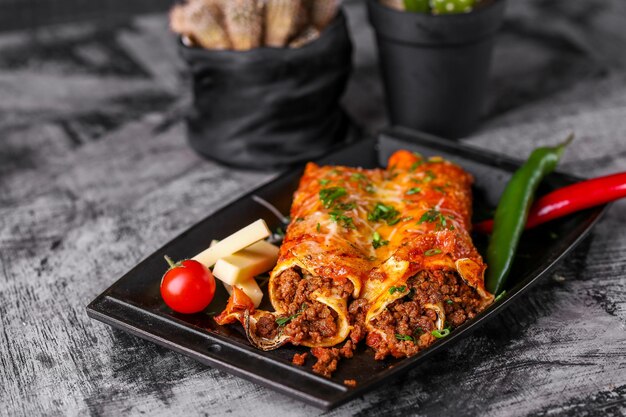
223 281 264 308
192 219 271 268
212 240 279 286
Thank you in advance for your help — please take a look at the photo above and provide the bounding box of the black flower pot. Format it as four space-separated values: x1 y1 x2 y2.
367 0 506 138
179 12 353 170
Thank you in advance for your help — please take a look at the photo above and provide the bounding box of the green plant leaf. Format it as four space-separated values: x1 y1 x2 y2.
404 0 431 12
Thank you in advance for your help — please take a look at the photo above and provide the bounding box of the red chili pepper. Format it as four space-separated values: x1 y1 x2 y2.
474 172 626 234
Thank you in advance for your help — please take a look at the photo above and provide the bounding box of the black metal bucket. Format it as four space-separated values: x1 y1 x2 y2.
367 0 506 138
179 12 353 170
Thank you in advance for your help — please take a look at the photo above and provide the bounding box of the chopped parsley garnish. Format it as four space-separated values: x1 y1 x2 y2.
409 153 424 172
276 303 307 326
388 285 406 295
330 210 355 229
446 299 454 305
418 208 454 231
395 334 415 342
350 173 367 181
406 187 422 195
368 202 400 225
418 208 441 224
431 328 450 338
433 186 446 194
424 248 442 256
424 170 437 182
409 161 424 172
319 186 356 229
319 186 347 209
296 217 305 222
335 202 356 211
319 179 331 186
372 232 389 249
316 223 321 232
387 217 401 226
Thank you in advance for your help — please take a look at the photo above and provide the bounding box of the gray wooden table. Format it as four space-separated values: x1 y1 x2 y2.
1 1 625 416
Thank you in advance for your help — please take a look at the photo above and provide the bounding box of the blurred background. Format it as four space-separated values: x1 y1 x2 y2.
1 0 625 165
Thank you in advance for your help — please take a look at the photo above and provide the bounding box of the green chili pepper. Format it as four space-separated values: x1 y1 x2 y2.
485 134 573 295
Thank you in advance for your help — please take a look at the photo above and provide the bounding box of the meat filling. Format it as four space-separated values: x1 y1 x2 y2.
367 269 485 360
260 268 486 376
269 268 354 345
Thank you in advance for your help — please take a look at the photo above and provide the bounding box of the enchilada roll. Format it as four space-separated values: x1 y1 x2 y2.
360 150 493 359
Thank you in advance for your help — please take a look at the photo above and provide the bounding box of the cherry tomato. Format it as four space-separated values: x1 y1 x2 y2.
160 256 216 314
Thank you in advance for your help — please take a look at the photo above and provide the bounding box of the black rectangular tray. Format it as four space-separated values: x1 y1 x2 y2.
87 128 606 410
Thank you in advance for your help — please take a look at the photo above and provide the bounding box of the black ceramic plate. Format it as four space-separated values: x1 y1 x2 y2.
87 128 606 410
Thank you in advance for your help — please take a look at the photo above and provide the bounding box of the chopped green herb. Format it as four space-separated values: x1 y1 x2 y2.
418 207 454 231
329 210 355 229
316 223 321 232
319 187 347 209
433 186 447 194
431 328 450 338
350 173 367 181
389 285 407 295
494 290 507 302
275 227 286 237
409 161 424 172
335 202 356 211
276 303 307 326
368 202 400 225
446 299 454 305
424 170 437 182
406 187 422 195
372 232 389 249
424 248 442 256
387 217 401 226
319 179 331 186
296 217 305 222
395 334 415 342
418 208 441 224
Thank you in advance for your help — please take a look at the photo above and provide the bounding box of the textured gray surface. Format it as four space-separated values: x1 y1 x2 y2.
1 1 625 416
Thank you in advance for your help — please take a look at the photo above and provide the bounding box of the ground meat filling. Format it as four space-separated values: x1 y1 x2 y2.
311 347 340 378
272 268 354 346
255 313 279 340
368 269 484 360
347 298 370 344
311 341 356 377
292 352 308 366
